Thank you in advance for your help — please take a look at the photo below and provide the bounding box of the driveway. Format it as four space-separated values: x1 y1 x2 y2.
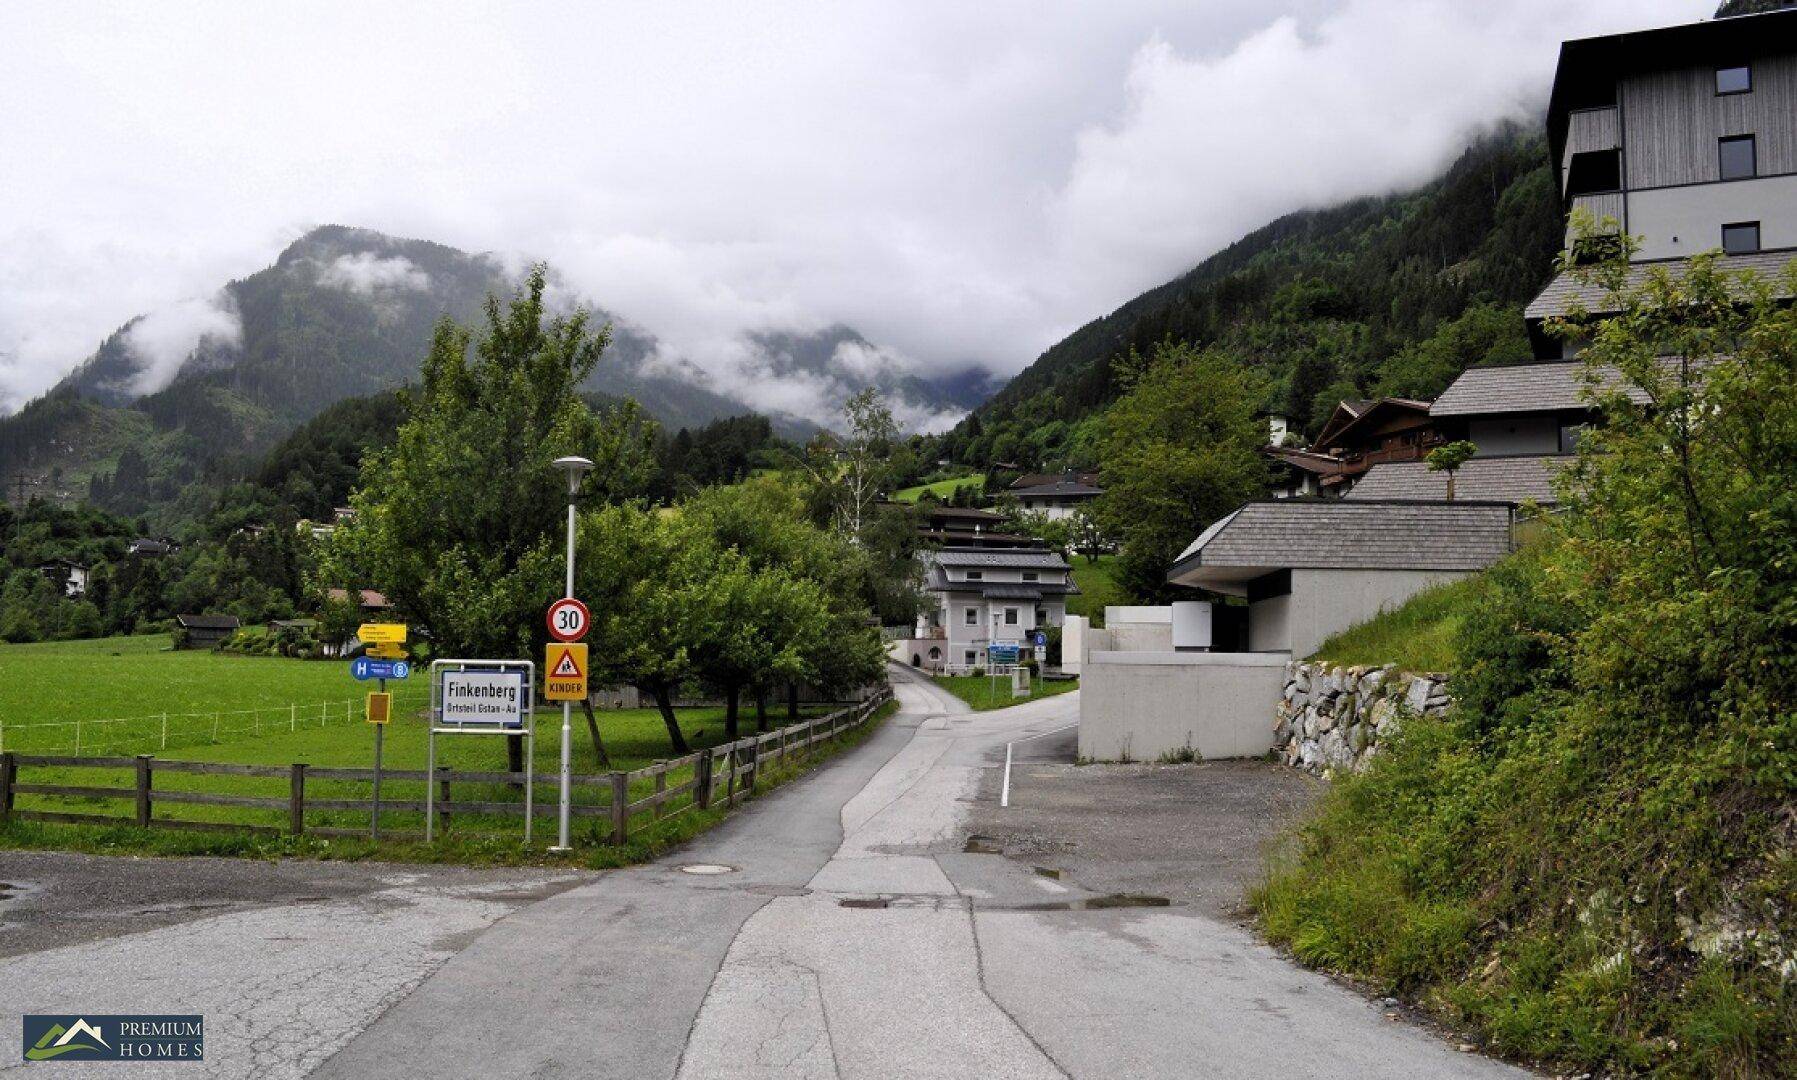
0 669 1523 1077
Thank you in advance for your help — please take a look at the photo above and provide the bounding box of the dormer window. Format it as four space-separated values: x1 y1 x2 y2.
1022 571 1038 582
1716 65 1752 96
964 570 983 581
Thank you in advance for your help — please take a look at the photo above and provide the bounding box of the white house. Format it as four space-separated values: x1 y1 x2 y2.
894 547 1078 673
1008 472 1103 521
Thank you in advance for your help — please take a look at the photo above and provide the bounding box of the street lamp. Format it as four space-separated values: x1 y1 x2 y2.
550 455 594 852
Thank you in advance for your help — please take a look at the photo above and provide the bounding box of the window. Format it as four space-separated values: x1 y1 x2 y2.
928 647 941 661
964 607 978 625
964 651 976 667
1565 149 1621 196
964 570 983 580
1719 135 1756 181
1722 221 1761 255
1035 607 1048 625
1004 608 1019 625
1716 65 1752 96
1021 571 1038 582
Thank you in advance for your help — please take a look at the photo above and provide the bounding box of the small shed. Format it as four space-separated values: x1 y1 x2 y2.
175 614 241 650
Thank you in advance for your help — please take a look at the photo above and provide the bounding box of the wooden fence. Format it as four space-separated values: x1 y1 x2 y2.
0 690 891 847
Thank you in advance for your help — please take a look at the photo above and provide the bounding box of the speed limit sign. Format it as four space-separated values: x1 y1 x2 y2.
546 597 590 642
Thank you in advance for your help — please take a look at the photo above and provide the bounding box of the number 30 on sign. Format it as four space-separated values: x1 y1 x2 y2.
546 597 589 642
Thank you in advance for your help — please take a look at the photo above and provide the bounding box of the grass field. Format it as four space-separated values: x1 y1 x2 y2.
932 673 1078 712
0 635 430 754
891 474 984 503
1306 575 1477 671
1066 555 1127 625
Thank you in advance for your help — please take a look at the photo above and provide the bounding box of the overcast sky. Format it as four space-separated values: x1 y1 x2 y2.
0 0 1707 416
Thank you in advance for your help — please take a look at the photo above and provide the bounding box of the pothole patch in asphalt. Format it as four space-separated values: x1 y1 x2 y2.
983 894 1173 912
963 834 1003 854
838 897 891 909
678 864 738 876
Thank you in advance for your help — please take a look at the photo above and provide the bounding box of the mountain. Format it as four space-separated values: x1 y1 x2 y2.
1 225 973 523
938 124 1564 470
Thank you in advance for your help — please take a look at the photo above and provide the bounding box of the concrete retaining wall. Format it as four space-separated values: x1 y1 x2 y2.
1079 650 1290 762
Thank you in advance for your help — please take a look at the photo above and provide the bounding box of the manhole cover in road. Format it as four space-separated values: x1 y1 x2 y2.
679 864 737 876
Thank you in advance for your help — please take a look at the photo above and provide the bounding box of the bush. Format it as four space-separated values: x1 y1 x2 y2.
1254 249 1797 1076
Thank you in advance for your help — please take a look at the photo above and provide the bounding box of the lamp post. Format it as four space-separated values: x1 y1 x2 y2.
550 455 594 852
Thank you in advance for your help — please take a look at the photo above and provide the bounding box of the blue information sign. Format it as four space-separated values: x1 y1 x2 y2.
351 657 411 681
987 642 1020 664
1032 631 1047 647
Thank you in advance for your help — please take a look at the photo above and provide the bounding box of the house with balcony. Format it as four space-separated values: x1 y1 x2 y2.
1529 5 1797 356
893 548 1078 673
1263 397 1439 498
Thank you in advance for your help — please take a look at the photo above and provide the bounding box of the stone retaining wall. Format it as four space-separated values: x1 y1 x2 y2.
1274 660 1451 775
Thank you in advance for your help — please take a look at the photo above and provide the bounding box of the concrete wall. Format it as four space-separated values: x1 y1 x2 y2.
1628 173 1797 260
1079 651 1290 761
1248 594 1291 652
1287 568 1471 659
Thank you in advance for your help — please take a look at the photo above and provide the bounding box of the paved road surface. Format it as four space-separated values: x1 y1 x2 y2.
1 669 1524 1078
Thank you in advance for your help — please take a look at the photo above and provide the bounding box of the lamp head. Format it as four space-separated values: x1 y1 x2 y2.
552 455 596 494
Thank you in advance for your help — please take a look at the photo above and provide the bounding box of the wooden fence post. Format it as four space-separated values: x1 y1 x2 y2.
653 763 667 821
289 763 306 835
135 754 153 827
437 767 452 830
0 751 15 824
696 749 714 810
610 771 629 846
745 741 759 795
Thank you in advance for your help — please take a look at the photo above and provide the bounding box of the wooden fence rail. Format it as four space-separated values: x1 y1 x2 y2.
0 688 891 848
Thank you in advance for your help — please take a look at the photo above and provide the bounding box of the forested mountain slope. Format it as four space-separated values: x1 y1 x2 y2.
938 125 1564 469
1 226 976 527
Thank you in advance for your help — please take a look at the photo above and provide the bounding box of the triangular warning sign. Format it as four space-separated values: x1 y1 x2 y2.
552 650 583 678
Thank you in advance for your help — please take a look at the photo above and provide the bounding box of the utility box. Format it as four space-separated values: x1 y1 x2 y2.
1171 601 1213 652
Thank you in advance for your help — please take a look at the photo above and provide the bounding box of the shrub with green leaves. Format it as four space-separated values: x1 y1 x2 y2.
1256 248 1797 1077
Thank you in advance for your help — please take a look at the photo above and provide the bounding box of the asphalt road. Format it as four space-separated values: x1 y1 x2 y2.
0 669 1525 1078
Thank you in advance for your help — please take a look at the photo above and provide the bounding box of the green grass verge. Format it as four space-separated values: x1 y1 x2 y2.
0 700 897 868
891 474 984 503
931 673 1077 712
1306 575 1478 672
1065 554 1127 625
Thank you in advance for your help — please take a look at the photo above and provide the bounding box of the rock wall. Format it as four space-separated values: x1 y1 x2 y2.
1274 660 1451 775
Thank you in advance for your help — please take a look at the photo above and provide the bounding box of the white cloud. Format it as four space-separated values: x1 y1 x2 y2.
315 252 431 295
121 294 243 397
0 0 1710 417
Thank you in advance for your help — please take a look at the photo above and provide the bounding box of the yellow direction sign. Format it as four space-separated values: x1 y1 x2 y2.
545 643 589 702
366 691 393 725
359 623 407 644
365 643 409 660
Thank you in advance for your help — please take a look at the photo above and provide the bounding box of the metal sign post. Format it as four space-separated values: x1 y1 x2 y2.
549 455 594 853
427 659 536 844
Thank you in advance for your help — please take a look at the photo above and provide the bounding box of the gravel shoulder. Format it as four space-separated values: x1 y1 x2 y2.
965 746 1322 919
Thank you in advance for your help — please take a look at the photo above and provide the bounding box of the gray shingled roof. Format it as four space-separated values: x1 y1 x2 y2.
924 568 1078 598
1169 500 1514 586
928 548 1070 570
1525 249 1797 322
1348 456 1566 505
1011 480 1104 498
1430 361 1659 416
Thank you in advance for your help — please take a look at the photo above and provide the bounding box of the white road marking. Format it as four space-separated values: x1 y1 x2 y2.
1000 723 1078 809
